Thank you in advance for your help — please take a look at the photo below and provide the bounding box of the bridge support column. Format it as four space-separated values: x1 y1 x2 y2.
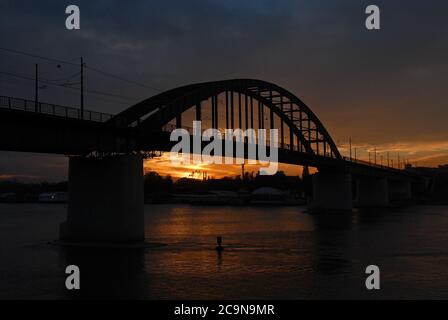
355 177 389 207
388 179 412 202
308 172 352 214
59 154 144 243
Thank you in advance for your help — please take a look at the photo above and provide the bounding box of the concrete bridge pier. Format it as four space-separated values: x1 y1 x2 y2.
355 177 389 207
59 154 144 243
388 179 412 202
308 171 352 214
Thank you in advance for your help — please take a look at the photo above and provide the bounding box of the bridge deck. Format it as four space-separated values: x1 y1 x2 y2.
0 96 418 181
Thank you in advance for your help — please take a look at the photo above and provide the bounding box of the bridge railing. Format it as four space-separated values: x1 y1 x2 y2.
0 95 113 122
343 156 401 171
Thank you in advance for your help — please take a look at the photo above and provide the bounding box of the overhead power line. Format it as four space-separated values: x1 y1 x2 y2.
0 47 79 66
0 47 162 92
0 70 135 102
86 65 162 91
45 71 81 83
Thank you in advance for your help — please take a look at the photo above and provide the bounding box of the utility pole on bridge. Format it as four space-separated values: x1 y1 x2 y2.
80 57 84 120
374 146 377 165
349 137 352 160
34 64 38 112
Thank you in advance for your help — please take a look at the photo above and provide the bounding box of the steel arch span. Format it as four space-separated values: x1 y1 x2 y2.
109 79 341 159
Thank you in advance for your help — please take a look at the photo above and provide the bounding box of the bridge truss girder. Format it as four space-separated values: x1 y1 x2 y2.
109 79 342 160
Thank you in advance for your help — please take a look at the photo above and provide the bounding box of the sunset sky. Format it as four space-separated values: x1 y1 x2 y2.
1 0 448 181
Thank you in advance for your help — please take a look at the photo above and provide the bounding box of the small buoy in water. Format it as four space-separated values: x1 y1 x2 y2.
216 236 224 251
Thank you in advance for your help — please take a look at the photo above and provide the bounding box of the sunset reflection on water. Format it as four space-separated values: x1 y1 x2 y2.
2 204 448 299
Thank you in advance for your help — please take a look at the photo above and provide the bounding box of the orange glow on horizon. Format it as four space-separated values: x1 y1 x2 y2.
337 139 448 168
144 139 448 178
143 152 305 179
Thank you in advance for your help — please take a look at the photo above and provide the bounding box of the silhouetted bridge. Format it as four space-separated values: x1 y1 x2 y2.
0 79 420 243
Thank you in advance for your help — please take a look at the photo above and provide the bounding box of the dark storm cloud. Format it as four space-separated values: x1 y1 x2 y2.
1 0 448 180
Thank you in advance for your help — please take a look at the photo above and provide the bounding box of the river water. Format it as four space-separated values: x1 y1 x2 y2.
0 204 448 299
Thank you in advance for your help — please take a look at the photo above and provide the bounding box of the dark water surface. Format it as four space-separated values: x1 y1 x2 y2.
1 204 448 299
